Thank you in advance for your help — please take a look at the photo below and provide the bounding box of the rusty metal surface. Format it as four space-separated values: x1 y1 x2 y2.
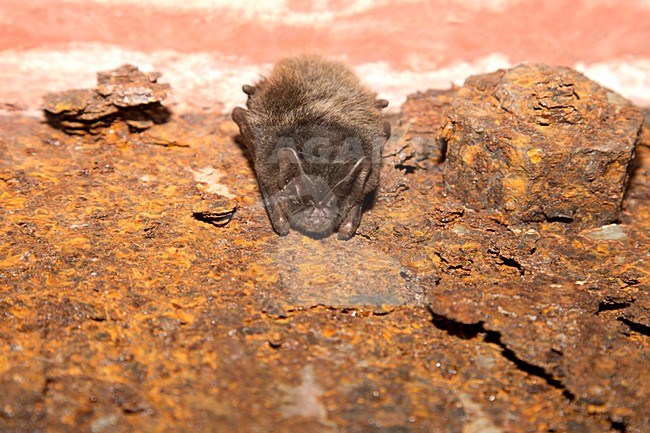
1 69 649 432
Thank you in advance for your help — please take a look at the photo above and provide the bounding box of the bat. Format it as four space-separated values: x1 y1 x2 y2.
232 56 390 239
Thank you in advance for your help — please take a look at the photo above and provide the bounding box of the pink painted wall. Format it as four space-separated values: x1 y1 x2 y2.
1 0 649 112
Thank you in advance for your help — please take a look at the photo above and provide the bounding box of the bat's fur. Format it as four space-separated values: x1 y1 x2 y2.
232 56 390 239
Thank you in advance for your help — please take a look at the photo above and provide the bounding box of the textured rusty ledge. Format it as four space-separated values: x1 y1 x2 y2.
440 64 643 228
0 65 648 433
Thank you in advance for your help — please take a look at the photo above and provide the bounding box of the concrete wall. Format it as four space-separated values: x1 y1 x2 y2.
1 0 649 114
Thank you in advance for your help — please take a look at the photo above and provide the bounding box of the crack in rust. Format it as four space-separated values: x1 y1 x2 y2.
426 306 576 401
394 162 417 174
487 250 525 276
610 419 628 433
618 318 650 337
281 304 396 318
192 211 235 227
596 298 635 315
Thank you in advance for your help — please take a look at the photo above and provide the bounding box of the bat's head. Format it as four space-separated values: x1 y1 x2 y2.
276 148 370 238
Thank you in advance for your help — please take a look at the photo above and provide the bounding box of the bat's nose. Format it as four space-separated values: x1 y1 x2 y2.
305 208 332 234
309 207 325 219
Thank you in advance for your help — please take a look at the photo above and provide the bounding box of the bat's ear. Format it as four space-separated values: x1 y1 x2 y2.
232 106 248 127
277 147 305 189
232 107 254 154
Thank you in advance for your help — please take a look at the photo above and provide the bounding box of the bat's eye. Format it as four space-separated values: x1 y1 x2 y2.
302 194 316 206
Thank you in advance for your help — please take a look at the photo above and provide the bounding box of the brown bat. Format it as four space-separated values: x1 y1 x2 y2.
232 56 390 239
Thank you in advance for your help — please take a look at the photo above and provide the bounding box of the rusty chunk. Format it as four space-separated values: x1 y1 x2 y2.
43 64 171 134
385 88 456 171
97 64 169 108
440 64 643 227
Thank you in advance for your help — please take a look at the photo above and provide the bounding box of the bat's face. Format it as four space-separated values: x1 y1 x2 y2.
274 147 372 238
280 174 339 237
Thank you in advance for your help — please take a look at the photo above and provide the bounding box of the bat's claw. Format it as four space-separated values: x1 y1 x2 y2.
273 216 290 236
337 220 357 240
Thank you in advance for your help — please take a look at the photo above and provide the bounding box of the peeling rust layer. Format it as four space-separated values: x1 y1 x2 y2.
1 79 649 432
43 64 171 135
